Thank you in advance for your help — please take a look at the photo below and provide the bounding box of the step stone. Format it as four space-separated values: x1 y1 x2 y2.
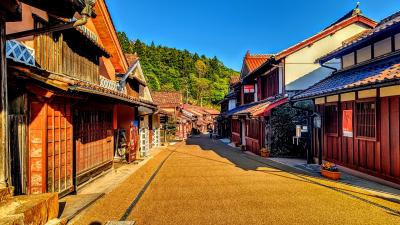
0 186 14 203
0 193 58 225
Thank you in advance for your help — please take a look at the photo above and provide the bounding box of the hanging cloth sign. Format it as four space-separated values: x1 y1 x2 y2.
343 110 353 137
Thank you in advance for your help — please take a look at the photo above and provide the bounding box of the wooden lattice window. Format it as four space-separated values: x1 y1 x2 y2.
356 100 376 138
325 104 338 135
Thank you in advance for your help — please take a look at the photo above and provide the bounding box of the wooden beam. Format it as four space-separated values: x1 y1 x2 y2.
7 22 74 40
0 14 10 187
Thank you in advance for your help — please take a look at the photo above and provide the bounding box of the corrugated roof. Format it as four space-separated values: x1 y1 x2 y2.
294 55 400 99
319 11 400 63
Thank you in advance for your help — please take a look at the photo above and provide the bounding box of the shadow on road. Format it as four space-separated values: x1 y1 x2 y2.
185 134 400 217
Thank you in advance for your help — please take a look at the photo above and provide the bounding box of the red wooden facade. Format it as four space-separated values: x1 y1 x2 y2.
28 98 73 195
245 119 264 155
231 119 241 144
74 103 114 186
314 95 400 184
260 69 279 100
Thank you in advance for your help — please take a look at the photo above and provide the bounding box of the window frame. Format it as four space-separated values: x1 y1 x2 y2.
355 98 377 141
324 103 339 137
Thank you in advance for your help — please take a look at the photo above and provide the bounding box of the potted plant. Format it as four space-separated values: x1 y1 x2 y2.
320 162 341 180
260 148 270 158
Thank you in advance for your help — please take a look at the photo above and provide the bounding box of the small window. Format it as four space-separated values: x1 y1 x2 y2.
395 33 400 50
356 101 376 138
342 52 355 68
356 45 371 63
374 37 392 57
325 104 338 135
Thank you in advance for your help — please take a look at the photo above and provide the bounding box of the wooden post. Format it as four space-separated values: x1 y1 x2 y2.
0 13 10 188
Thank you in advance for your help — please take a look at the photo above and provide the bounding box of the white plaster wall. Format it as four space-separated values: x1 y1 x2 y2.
228 99 236 111
284 23 370 89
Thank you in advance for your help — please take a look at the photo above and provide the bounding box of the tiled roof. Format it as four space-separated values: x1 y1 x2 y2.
72 81 156 108
229 75 240 86
244 52 272 73
322 5 362 30
276 15 376 60
294 55 400 99
152 91 183 106
203 108 220 115
319 11 400 63
9 61 156 108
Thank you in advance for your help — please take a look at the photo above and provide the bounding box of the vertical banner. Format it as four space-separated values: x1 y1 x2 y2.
342 110 353 137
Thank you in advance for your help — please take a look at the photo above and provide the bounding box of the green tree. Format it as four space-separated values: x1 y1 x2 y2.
116 33 240 108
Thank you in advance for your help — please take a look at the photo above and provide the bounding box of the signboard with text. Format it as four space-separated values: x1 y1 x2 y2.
244 85 255 93
342 110 353 137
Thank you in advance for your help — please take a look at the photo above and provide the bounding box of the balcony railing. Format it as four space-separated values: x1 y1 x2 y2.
100 76 127 94
6 40 35 67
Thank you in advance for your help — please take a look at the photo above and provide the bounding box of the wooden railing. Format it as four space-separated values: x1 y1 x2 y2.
99 76 127 94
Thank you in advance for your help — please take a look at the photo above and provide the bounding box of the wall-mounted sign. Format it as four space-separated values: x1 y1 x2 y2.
313 115 321 128
244 85 255 93
343 110 353 137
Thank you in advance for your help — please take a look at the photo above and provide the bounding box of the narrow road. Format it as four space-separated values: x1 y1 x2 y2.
74 135 400 225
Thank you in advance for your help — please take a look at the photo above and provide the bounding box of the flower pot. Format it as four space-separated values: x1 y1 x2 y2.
320 169 341 180
260 151 269 158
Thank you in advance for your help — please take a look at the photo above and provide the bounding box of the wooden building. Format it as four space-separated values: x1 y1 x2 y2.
220 6 377 156
5 0 156 196
293 11 400 184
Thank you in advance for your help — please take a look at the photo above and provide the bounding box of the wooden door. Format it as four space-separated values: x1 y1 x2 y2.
28 101 73 195
74 110 113 184
46 102 73 194
28 102 47 194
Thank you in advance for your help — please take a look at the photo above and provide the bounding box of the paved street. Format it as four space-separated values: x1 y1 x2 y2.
73 135 400 225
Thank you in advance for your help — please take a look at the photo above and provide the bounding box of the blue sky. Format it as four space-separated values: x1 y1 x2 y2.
106 0 399 71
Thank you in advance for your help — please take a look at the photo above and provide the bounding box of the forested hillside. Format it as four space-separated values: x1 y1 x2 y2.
117 32 239 106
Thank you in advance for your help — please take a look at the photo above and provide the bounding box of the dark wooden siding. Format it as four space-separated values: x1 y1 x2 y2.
316 96 400 183
261 69 279 100
231 119 241 144
245 119 263 155
34 22 100 84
